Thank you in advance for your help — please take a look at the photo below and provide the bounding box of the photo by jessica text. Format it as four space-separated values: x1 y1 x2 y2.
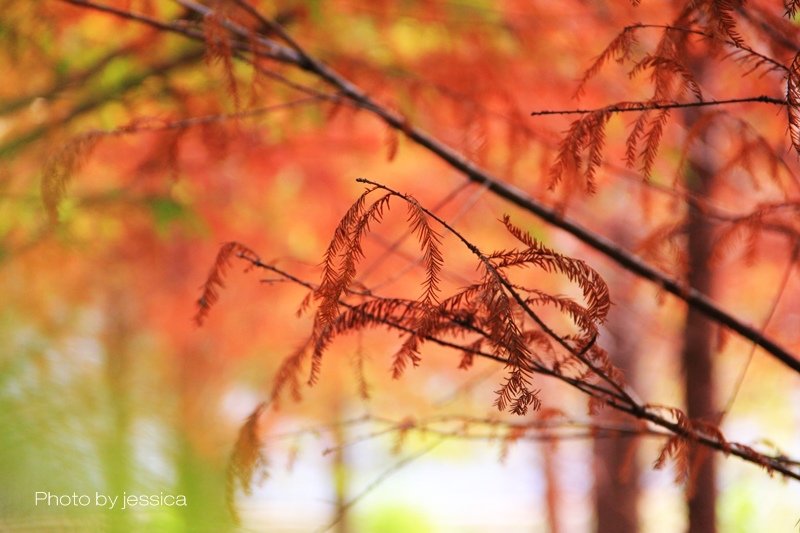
34 491 187 510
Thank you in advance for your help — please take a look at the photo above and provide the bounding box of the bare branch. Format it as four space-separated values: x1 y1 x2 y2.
530 96 785 117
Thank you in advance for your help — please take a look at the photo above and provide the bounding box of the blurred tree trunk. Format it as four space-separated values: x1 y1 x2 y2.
102 290 133 533
175 433 230 532
175 345 233 532
593 233 640 533
682 147 717 533
682 51 717 533
331 395 350 533
542 440 561 533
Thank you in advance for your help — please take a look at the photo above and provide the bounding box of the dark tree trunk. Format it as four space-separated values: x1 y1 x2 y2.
683 48 718 533
682 157 717 533
594 224 640 533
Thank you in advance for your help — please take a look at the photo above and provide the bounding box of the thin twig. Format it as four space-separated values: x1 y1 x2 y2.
718 242 800 420
317 438 445 533
530 96 786 117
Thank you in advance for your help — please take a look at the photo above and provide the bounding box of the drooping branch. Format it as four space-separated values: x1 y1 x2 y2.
244 257 628 408
189 178 798 479
354 178 629 409
215 231 800 481
632 23 788 74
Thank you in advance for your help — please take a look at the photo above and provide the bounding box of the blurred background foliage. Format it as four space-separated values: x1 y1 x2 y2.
1 0 799 531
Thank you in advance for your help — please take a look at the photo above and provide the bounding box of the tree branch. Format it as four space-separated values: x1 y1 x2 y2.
58 0 800 375
530 96 786 117
233 251 800 481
